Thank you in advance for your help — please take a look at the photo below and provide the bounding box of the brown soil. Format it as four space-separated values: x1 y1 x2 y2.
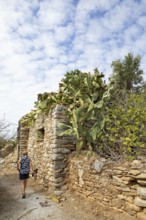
0 172 99 220
0 152 136 220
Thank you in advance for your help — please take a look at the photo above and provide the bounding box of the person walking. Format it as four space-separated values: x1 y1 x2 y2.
17 151 33 198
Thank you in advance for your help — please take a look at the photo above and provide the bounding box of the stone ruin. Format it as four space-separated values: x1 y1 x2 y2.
18 104 146 219
18 105 75 192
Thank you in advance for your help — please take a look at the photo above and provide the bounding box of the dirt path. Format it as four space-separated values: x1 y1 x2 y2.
0 153 136 220
0 172 98 220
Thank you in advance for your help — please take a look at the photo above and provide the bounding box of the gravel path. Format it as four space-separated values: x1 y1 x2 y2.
0 158 136 220
0 173 98 220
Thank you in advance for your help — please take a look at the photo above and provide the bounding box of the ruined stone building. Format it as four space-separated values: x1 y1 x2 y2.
18 105 75 192
18 105 146 219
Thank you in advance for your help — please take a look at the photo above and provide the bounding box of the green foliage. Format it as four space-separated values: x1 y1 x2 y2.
35 92 59 111
20 69 112 151
20 92 59 127
99 91 146 159
19 53 146 159
20 110 38 128
57 69 112 150
111 53 144 92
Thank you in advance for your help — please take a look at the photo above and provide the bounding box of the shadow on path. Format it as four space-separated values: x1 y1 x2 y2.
0 174 21 219
0 173 98 220
0 173 53 220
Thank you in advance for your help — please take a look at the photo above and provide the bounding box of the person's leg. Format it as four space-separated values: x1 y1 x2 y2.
23 179 27 194
21 180 27 197
20 180 25 197
20 174 29 198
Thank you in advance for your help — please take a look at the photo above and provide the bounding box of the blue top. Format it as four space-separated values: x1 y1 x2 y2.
20 155 30 174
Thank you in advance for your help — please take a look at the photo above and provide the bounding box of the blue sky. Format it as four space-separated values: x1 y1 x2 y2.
0 0 146 133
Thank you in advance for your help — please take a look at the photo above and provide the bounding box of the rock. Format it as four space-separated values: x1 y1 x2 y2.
61 185 68 191
78 169 84 178
54 190 63 196
125 196 133 203
54 180 66 188
103 198 109 202
137 180 146 186
54 177 64 183
131 160 141 166
111 198 124 208
61 148 71 154
113 170 123 175
79 177 84 187
131 185 141 190
137 187 146 199
128 170 141 176
0 158 5 164
118 195 126 200
55 104 66 111
51 153 64 161
125 202 141 212
54 161 66 170
99 176 110 187
115 166 127 171
122 176 134 182
118 187 131 192
112 176 122 183
93 160 104 173
137 212 146 220
135 197 146 207
137 173 146 179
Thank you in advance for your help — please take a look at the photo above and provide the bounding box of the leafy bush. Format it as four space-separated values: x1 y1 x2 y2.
19 62 146 160
98 91 146 160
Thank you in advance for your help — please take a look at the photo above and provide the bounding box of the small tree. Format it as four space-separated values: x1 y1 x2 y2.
98 91 146 160
0 117 16 149
0 118 10 138
111 53 144 92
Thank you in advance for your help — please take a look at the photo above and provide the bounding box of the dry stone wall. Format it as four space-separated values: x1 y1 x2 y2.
67 153 146 219
18 105 75 193
18 104 146 219
17 125 29 157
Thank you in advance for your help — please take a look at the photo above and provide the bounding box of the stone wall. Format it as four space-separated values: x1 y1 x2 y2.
67 153 146 220
17 124 29 157
18 104 146 219
18 105 75 193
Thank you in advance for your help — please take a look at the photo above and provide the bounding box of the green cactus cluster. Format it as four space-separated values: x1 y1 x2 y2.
20 110 37 127
19 52 146 159
57 69 112 150
19 67 146 159
20 69 112 151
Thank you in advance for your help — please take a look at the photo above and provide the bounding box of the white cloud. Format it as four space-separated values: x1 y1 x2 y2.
38 0 74 29
0 0 146 134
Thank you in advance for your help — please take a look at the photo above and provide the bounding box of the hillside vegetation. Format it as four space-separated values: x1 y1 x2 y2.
20 53 146 160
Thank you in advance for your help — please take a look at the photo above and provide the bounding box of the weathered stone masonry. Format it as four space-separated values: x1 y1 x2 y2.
68 154 146 219
18 104 146 219
17 122 29 157
18 105 75 191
